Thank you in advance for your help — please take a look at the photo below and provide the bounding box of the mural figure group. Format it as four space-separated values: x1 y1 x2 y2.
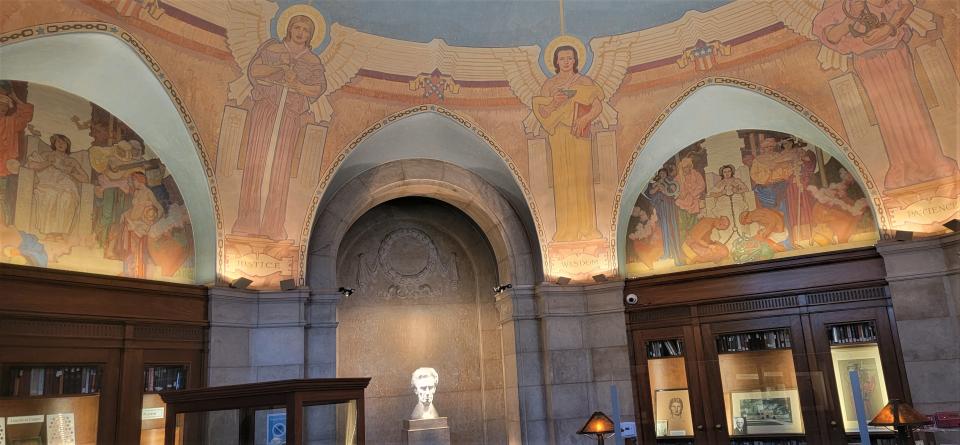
0 81 193 281
626 130 878 276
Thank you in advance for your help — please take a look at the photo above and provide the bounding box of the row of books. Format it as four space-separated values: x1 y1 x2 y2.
647 339 684 358
717 329 792 353
10 366 101 397
144 366 185 392
829 322 877 345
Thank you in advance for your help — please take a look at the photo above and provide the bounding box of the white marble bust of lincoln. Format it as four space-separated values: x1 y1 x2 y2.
410 367 440 420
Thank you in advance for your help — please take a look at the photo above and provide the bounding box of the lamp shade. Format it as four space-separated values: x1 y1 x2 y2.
577 411 615 435
868 399 932 427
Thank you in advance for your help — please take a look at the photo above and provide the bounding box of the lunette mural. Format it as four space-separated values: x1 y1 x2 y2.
625 130 878 277
0 81 194 282
0 0 957 287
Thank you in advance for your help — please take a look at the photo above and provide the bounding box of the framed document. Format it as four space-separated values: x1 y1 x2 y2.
730 390 803 435
45 413 76 445
831 344 889 432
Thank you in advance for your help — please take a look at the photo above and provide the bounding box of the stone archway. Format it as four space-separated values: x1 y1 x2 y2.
306 159 546 444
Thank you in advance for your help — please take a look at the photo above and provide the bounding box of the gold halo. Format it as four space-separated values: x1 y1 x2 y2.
277 4 326 49
543 34 587 73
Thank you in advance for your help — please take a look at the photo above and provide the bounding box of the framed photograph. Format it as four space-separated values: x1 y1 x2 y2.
730 389 804 435
732 416 748 436
655 420 667 437
831 344 889 432
654 389 693 436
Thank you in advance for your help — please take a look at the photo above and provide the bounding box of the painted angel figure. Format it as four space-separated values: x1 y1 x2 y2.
767 0 957 189
532 44 604 242
225 3 376 240
231 13 326 240
500 33 633 243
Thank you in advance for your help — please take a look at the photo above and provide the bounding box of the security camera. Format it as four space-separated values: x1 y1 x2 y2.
338 287 355 297
493 283 513 293
625 293 639 305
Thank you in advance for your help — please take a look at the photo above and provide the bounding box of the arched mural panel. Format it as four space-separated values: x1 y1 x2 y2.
624 129 878 277
0 81 195 282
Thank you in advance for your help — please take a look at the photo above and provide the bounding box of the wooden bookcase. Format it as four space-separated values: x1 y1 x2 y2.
624 247 910 445
0 263 207 445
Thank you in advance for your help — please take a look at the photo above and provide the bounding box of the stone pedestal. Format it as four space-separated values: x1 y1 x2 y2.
402 417 451 445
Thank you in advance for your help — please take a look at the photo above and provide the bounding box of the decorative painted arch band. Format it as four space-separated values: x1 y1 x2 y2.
296 105 546 286
0 21 225 281
611 76 889 241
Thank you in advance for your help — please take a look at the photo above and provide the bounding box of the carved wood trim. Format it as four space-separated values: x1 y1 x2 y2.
0 318 124 339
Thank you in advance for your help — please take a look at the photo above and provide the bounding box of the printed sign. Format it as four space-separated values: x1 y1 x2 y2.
267 413 286 445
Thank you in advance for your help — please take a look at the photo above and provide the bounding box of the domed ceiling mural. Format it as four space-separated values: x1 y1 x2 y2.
1 0 957 288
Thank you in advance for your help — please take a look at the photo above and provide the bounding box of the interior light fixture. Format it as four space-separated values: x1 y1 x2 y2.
577 411 615 445
230 277 252 289
493 283 513 293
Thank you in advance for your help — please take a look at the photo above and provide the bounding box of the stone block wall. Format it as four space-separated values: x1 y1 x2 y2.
536 281 634 445
877 233 960 415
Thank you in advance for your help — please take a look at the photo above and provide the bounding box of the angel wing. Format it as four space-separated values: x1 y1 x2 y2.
224 0 279 105
311 24 385 123
586 34 634 128
764 0 937 72
494 46 546 135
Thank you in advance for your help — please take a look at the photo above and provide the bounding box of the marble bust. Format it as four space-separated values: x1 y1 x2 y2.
410 367 440 420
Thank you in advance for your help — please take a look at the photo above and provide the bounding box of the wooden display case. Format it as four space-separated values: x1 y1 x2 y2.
160 378 371 445
625 247 909 445
0 264 207 445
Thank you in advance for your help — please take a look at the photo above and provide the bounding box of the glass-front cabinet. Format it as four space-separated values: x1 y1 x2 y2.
624 248 909 445
632 326 704 444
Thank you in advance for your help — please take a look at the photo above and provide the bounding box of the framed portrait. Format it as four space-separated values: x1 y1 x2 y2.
831 344 889 432
730 389 804 435
654 389 693 436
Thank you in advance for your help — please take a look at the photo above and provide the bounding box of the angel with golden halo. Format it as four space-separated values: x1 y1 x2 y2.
223 3 370 240
531 38 604 242
508 34 631 242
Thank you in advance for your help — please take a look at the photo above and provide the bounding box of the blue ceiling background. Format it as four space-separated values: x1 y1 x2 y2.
275 0 730 49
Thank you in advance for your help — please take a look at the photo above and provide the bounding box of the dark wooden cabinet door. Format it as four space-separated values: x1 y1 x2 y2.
630 324 712 445
700 315 820 444
809 306 907 444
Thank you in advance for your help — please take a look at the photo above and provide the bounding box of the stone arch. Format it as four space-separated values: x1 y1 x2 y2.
613 78 887 272
307 159 537 290
0 24 220 283
296 107 545 285
306 159 543 444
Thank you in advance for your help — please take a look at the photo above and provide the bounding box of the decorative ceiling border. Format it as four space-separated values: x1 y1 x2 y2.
610 76 889 245
297 104 547 286
0 21 226 282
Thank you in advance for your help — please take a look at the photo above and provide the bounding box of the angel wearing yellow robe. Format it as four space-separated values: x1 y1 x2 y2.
533 45 604 242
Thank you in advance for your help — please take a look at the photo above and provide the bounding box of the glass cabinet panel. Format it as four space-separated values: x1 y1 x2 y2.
716 329 805 437
647 339 694 438
827 322 889 433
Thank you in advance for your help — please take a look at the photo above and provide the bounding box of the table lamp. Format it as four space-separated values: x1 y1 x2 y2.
868 398 932 445
577 411 615 445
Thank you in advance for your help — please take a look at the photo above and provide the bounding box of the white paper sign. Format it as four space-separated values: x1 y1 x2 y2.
46 413 77 445
142 407 165 420
1 417 6 445
7 415 44 424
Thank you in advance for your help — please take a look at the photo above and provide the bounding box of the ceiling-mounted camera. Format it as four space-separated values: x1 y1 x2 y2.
625 293 639 305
